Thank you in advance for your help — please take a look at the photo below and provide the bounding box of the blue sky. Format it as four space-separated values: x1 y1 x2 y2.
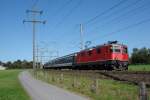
0 0 150 62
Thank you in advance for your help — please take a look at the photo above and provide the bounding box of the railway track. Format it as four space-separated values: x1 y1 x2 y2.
43 69 150 87
97 71 150 87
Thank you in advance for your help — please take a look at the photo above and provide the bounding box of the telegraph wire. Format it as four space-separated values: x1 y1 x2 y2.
84 0 127 25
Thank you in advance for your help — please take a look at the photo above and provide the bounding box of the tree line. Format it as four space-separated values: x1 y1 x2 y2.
0 60 33 69
130 47 150 64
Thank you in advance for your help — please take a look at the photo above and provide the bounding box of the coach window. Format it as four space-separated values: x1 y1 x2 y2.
96 48 101 54
88 51 92 56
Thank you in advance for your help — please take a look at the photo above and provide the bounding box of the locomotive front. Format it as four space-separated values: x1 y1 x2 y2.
108 43 129 70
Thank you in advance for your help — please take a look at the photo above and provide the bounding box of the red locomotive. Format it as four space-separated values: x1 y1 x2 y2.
44 41 129 70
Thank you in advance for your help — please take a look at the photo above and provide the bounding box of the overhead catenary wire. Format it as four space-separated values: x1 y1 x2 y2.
84 0 128 25
86 0 148 34
86 0 143 32
71 0 143 50
49 0 82 50
66 0 143 50
32 0 39 9
66 16 150 52
54 0 73 16
53 0 82 29
89 18 150 42
69 0 147 50
40 0 150 55
46 0 73 31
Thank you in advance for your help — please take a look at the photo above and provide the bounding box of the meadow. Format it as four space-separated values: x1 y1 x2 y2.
0 70 30 100
32 70 149 100
128 64 150 71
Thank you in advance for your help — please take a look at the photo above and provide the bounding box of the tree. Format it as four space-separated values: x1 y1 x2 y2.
131 47 150 64
3 61 12 68
3 60 33 69
0 61 3 65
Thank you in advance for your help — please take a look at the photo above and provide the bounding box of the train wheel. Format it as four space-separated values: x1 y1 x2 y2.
112 65 118 71
124 66 128 70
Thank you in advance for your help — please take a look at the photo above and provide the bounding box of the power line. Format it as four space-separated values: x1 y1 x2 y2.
84 0 127 25
90 18 150 42
74 0 149 51
46 0 73 31
61 0 148 52
54 0 73 16
104 18 150 37
52 0 82 30
47 0 82 51
32 0 39 9
86 0 143 31
86 0 148 34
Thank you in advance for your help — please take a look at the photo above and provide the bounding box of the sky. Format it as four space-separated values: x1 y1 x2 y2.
0 0 150 62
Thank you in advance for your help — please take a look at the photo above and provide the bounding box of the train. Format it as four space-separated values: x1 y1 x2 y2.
44 41 129 70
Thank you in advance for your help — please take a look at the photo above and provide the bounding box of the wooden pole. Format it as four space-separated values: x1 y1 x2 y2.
139 82 147 100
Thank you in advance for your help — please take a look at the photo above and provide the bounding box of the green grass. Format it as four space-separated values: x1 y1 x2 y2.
0 70 30 100
128 65 150 71
68 78 139 100
33 70 144 100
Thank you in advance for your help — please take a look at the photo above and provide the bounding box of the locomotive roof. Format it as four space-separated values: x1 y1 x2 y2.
79 41 127 52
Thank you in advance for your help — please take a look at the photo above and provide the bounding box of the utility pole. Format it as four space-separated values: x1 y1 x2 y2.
80 24 84 50
39 48 46 69
36 44 39 68
40 54 43 69
23 9 46 69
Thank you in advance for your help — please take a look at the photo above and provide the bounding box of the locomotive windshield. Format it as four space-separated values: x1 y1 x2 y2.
110 45 121 53
110 48 121 53
110 45 128 54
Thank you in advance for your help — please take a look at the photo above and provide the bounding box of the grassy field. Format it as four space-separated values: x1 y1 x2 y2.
128 65 150 71
32 70 147 100
0 70 30 100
